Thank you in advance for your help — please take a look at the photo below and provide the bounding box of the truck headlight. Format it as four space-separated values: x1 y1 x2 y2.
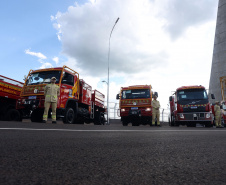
206 113 211 118
34 89 39 93
180 114 184 119
145 108 151 111
121 109 125 112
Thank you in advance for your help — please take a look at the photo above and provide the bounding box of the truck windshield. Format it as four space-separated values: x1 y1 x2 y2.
121 89 150 99
27 71 61 85
177 89 208 101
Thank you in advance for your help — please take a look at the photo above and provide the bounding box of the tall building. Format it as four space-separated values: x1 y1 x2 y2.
209 0 226 102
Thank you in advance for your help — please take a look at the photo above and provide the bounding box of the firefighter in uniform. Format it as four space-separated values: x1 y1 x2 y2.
214 101 222 128
151 95 161 126
42 77 60 123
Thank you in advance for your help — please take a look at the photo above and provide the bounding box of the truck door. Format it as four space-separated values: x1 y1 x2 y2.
60 72 75 107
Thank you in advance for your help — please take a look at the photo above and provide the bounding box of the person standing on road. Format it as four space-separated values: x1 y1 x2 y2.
42 77 60 124
214 101 223 128
151 95 161 126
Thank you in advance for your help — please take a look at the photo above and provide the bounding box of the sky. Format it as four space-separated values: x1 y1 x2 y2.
0 0 219 115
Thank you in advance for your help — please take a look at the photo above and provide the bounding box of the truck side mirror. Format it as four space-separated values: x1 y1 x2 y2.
23 75 27 81
169 96 172 101
154 92 158 97
211 94 215 99
116 94 120 100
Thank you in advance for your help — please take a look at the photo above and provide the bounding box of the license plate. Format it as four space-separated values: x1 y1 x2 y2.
191 106 197 109
28 96 36 99
131 107 138 110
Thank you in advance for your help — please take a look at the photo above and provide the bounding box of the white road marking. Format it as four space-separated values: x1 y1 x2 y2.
0 128 226 132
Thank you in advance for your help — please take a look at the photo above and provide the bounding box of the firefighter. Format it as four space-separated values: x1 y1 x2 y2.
151 95 161 126
42 77 60 124
214 101 223 128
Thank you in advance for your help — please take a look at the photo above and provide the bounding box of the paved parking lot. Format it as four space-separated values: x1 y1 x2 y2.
1 120 226 185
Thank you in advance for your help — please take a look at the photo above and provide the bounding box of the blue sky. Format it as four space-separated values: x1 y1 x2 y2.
0 0 219 109
0 0 82 80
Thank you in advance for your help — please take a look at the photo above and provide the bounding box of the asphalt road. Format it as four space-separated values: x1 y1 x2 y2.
1 120 226 185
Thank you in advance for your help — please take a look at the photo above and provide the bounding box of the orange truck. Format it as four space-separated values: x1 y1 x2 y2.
116 85 158 126
169 85 215 127
16 66 106 124
0 75 23 121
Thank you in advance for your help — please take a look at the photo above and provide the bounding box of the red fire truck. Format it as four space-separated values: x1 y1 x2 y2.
17 66 106 124
116 85 158 126
169 85 215 127
220 76 226 125
0 75 23 121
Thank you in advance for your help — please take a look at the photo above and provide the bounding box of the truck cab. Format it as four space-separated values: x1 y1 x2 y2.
0 75 23 121
116 85 157 126
17 65 106 124
169 85 214 127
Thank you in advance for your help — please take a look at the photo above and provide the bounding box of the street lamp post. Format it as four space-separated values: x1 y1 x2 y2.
107 17 119 125
102 80 108 124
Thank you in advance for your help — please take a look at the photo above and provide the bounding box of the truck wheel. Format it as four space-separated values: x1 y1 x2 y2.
6 109 21 121
100 113 105 125
205 121 212 128
170 116 175 126
175 121 180 127
122 121 128 126
94 112 105 125
63 108 75 124
221 118 225 127
31 109 43 122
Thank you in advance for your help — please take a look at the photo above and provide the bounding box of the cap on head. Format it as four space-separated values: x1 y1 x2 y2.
51 77 56 80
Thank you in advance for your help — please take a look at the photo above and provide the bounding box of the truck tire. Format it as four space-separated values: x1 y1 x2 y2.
175 121 180 127
94 112 105 125
122 121 128 126
170 116 175 126
221 118 225 127
6 109 21 121
63 108 76 124
205 121 212 128
99 112 105 125
31 109 43 122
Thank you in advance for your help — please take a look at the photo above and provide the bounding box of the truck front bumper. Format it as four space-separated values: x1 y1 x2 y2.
120 108 152 117
176 112 213 122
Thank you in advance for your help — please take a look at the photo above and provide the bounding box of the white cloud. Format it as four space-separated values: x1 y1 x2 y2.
52 0 218 109
24 49 56 70
52 23 62 41
24 49 47 60
158 0 217 40
39 62 53 69
52 57 59 65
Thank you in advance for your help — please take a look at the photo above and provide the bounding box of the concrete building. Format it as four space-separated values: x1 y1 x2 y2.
209 0 226 102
